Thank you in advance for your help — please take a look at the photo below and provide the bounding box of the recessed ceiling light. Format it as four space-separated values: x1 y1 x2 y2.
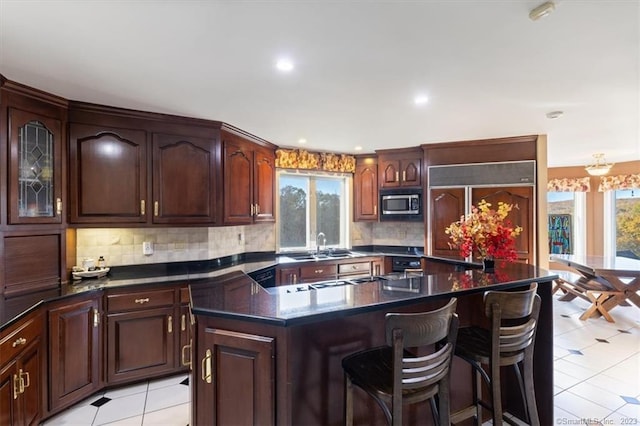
276 58 294 72
546 110 564 119
354 146 363 151
298 138 307 144
414 95 429 106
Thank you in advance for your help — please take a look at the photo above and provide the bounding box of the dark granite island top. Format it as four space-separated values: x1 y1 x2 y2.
189 260 557 426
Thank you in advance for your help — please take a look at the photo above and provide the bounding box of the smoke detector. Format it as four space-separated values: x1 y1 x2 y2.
529 1 556 21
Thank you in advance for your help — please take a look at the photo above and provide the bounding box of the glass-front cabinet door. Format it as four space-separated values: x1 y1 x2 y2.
9 108 62 224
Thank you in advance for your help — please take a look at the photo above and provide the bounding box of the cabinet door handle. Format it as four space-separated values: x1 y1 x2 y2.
20 370 30 390
256 204 260 215
292 274 297 284
374 205 377 215
402 171 406 182
181 314 186 332
202 349 212 384
395 171 399 182
93 308 100 328
140 200 146 215
250 204 255 216
12 337 27 347
56 198 62 215
154 201 159 216
181 341 192 367
135 298 150 304
168 315 173 334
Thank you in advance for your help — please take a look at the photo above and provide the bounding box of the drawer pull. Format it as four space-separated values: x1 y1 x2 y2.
168 315 173 334
135 298 150 304
181 341 192 367
314 269 324 274
181 314 186 331
402 170 406 182
12 337 27 348
395 171 399 182
202 349 212 384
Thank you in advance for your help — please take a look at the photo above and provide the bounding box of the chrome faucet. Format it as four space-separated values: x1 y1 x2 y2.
316 232 326 254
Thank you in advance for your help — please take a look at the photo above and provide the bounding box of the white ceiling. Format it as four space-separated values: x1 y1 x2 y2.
1 0 639 168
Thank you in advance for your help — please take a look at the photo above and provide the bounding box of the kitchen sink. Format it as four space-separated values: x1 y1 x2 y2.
284 249 358 261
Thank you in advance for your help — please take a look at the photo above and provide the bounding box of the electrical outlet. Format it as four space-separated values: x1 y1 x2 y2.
142 241 154 255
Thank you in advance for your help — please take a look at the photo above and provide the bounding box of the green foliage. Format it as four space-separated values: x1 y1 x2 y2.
280 186 306 248
317 192 340 245
617 200 640 257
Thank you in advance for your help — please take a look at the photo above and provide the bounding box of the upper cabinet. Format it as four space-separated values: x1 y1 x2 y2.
354 157 378 222
151 133 217 224
69 123 148 224
1 80 67 226
68 104 221 226
377 148 422 188
222 131 275 225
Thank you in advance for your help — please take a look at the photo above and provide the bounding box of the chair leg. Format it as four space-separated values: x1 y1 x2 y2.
345 374 353 426
490 360 503 426
429 398 439 425
523 357 540 426
474 367 482 425
513 363 530 424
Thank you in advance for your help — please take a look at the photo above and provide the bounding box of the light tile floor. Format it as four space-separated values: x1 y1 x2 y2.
41 293 640 425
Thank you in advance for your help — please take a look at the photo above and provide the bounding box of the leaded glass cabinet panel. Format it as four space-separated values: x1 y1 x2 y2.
9 108 62 224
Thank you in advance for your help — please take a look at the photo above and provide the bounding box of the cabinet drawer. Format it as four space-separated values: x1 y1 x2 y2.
0 313 43 367
338 261 372 275
107 289 175 312
299 263 337 280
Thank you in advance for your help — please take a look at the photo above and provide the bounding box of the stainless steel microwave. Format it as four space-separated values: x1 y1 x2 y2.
379 189 423 221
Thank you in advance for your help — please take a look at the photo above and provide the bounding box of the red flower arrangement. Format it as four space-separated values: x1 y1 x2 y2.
445 200 522 261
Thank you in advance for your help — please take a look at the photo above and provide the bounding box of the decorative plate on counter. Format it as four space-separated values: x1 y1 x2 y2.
72 267 110 280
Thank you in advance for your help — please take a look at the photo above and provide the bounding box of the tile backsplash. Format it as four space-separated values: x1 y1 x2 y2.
75 223 276 267
75 221 424 267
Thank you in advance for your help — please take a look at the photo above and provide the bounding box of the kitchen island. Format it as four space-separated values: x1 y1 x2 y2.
189 259 557 425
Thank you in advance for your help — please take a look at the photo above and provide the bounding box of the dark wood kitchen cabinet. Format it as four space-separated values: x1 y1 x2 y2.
48 294 102 412
430 187 466 257
277 266 300 285
0 311 44 426
68 123 148 224
222 131 275 225
378 148 422 188
151 133 217 224
106 287 178 385
68 105 220 226
194 326 274 426
472 186 534 263
1 80 67 227
353 157 378 221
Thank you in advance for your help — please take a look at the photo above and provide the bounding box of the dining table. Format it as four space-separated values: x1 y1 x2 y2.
551 254 640 321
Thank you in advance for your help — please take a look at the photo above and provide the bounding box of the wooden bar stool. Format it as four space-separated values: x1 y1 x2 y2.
453 283 541 426
342 298 459 426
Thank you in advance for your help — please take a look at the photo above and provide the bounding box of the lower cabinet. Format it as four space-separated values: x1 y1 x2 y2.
48 295 102 412
194 326 274 425
276 257 385 286
0 312 44 426
105 287 182 385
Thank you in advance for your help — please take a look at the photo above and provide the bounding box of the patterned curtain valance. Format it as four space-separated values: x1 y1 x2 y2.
547 177 591 192
598 173 640 192
275 148 356 173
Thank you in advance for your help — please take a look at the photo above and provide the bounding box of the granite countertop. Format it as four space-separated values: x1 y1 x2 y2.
190 261 558 327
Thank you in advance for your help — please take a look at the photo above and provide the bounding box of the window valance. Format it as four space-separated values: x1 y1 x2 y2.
598 173 640 192
275 148 356 173
547 177 591 192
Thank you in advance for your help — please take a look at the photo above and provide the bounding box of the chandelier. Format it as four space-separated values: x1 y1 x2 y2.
585 153 614 176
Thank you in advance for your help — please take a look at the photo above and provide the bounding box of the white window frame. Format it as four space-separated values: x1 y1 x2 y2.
546 191 586 256
276 170 351 252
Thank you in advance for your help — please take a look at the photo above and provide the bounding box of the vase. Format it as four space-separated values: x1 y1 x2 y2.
482 258 495 272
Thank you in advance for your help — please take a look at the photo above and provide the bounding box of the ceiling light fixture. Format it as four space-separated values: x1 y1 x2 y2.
354 146 363 151
546 110 563 119
585 153 614 176
529 1 555 21
414 95 429 106
276 58 294 72
298 138 307 144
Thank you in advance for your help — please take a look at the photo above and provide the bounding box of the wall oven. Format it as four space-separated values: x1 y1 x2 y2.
379 188 423 221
